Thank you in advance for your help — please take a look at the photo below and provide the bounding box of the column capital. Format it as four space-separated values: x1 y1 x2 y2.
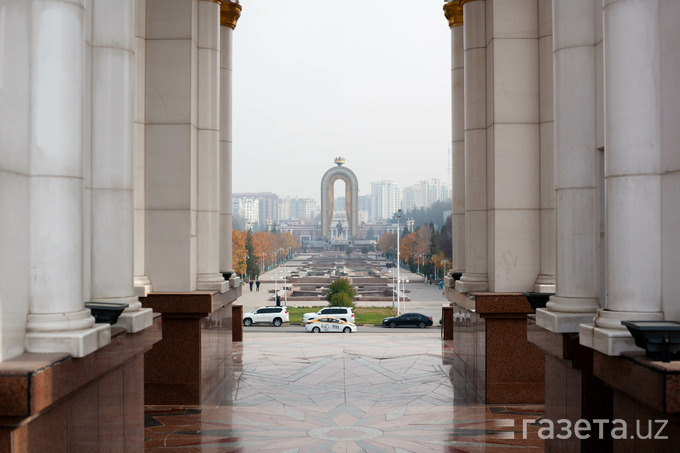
443 1 463 28
220 1 242 29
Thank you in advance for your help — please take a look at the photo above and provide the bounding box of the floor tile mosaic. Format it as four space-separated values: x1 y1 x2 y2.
145 332 544 452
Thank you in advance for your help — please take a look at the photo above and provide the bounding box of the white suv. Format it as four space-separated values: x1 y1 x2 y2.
243 306 289 327
303 307 354 324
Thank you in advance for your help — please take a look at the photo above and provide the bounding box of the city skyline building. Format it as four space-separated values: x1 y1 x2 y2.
402 178 451 211
370 180 401 221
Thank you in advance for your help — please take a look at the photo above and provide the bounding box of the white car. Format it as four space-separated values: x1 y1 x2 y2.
243 306 289 327
302 307 355 324
305 317 357 333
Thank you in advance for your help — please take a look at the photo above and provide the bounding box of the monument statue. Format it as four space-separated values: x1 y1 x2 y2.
320 158 358 239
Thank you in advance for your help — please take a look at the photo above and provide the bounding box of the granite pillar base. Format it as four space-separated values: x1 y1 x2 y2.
594 351 680 452
0 317 161 452
232 304 243 342
449 289 545 404
441 305 453 340
140 286 241 405
528 326 613 453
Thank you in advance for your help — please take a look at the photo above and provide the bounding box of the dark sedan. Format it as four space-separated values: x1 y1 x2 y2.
382 313 433 328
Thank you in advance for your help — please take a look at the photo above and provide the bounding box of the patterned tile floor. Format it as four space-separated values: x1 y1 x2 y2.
145 332 544 452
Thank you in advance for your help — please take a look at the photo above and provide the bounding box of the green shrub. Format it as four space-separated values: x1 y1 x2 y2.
330 292 354 307
326 278 356 306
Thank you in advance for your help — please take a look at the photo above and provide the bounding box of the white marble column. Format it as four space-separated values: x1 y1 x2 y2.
534 0 556 293
484 0 540 292
538 0 601 333
133 0 152 296
444 1 465 275
581 0 663 355
0 0 31 361
196 0 228 292
659 0 680 323
455 0 487 293
220 1 241 285
89 0 152 332
145 0 199 291
25 0 110 357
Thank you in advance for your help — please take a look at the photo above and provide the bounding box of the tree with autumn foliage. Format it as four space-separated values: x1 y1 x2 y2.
245 230 260 279
233 229 301 276
430 251 448 280
232 229 247 277
377 232 397 258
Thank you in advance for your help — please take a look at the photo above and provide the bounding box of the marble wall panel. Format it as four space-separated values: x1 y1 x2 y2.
492 0 538 38
491 209 540 292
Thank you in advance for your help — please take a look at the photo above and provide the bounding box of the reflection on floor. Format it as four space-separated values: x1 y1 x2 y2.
145 332 544 452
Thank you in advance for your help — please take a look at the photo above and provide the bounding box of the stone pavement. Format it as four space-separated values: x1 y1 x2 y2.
145 332 544 452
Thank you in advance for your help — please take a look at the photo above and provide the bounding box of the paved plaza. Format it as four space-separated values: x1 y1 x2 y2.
237 264 448 324
144 332 544 452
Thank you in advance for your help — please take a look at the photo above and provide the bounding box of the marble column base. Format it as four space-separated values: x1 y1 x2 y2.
536 308 596 333
24 323 111 358
228 273 241 289
455 274 489 293
134 275 152 297
579 323 638 356
115 307 154 333
197 273 229 293
593 308 663 330
532 274 555 293
546 295 600 314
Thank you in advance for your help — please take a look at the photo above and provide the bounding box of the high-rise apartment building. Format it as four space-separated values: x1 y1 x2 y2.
402 179 450 211
370 180 401 220
232 196 260 227
233 192 279 227
280 196 317 221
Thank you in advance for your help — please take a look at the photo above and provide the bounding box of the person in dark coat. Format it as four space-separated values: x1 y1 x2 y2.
249 280 253 291
256 280 260 291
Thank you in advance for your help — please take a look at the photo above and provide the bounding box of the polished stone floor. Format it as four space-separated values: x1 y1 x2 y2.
144 332 544 452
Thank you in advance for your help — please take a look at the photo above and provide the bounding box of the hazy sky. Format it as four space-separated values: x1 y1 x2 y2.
232 0 451 201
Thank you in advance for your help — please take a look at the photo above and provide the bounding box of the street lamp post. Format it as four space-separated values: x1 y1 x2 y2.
270 271 280 305
399 279 409 314
396 208 402 315
390 268 395 308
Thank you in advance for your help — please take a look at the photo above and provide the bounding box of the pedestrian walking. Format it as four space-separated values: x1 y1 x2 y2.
249 281 253 291
256 280 260 291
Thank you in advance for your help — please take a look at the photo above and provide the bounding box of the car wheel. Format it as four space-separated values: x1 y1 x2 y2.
243 318 252 326
273 318 282 327
343 327 351 333
418 321 426 329
312 326 320 333
389 321 396 328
